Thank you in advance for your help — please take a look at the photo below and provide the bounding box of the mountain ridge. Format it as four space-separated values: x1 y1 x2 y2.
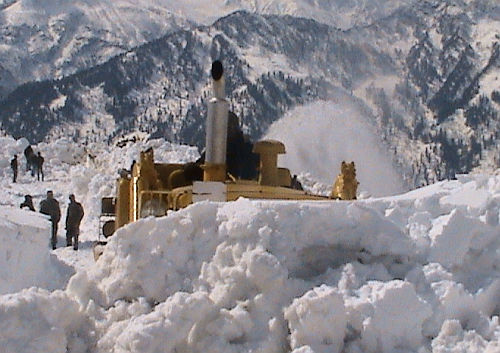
0 0 421 98
1 2 499 187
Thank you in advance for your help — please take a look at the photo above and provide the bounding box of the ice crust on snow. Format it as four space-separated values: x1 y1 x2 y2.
0 135 499 353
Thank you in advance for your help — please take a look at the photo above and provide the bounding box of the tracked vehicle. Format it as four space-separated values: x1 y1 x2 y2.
98 61 358 249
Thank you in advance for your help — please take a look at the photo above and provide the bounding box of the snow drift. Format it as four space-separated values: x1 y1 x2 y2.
0 207 73 295
0 134 498 353
1 170 498 353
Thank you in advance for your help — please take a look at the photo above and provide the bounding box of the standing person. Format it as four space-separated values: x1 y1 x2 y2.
23 146 37 176
65 194 84 251
10 155 18 183
36 152 45 181
24 146 33 172
20 195 35 211
40 190 61 250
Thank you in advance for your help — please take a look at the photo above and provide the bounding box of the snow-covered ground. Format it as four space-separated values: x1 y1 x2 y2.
0 135 199 274
0 135 499 353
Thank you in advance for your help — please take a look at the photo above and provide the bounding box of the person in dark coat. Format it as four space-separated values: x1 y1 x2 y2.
24 146 33 172
10 155 18 183
196 112 259 180
24 145 37 176
36 152 44 181
20 195 35 211
225 112 259 179
65 194 84 250
291 175 304 190
40 190 61 250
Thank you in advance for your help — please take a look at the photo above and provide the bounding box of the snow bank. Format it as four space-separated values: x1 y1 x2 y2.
0 207 73 295
285 285 347 353
432 319 500 353
0 136 29 172
37 138 87 165
1 131 499 353
59 172 498 353
0 287 95 353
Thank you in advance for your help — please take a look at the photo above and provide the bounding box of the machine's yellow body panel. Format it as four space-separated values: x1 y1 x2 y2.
166 181 329 210
114 153 359 227
96 60 360 262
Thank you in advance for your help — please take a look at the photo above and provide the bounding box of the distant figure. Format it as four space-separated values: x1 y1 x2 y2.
291 175 303 190
23 145 36 176
65 194 84 251
24 146 33 171
20 195 35 211
36 152 44 181
10 155 18 183
40 190 61 250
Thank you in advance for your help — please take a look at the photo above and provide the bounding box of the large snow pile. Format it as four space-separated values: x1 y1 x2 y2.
0 287 95 353
0 207 73 295
1 168 498 352
0 135 199 287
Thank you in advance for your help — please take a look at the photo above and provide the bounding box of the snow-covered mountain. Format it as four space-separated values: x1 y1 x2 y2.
0 0 190 98
172 0 419 29
0 11 396 142
344 0 500 185
1 1 499 187
0 0 419 98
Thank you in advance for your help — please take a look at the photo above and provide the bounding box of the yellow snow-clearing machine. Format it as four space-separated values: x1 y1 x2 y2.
96 61 358 257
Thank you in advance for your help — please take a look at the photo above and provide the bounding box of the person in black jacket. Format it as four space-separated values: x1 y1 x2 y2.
36 152 44 181
24 146 36 176
65 194 84 250
20 195 35 211
10 155 18 183
24 146 33 172
40 190 61 250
